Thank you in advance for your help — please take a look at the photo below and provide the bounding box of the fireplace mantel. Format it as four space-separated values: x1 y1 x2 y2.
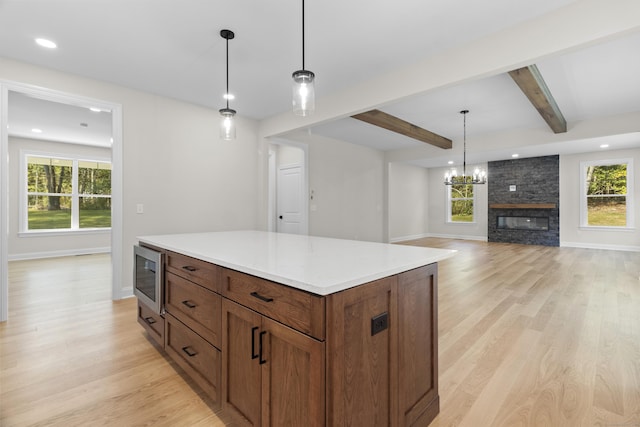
489 203 556 209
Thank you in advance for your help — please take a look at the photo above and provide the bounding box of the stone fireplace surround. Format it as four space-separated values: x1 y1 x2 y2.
488 155 559 246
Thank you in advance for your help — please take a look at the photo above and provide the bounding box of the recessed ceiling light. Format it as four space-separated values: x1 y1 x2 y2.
512 154 519 158
35 38 57 49
31 128 43 133
600 144 609 148
224 93 235 100
89 107 102 113
447 160 454 165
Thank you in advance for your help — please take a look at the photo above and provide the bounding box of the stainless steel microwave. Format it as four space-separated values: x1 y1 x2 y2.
133 245 164 314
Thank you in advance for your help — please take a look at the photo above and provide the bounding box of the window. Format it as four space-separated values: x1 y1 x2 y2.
23 153 111 232
447 177 475 223
581 159 633 228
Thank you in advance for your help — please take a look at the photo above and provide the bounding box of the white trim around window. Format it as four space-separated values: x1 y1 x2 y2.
445 181 477 224
579 157 634 230
19 149 112 234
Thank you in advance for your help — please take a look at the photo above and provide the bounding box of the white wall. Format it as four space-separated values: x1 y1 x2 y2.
306 134 385 242
276 144 304 166
388 162 429 242
560 148 640 250
1 58 260 297
8 136 111 259
426 165 489 240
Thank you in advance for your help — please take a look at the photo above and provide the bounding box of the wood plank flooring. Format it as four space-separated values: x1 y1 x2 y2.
1 240 639 426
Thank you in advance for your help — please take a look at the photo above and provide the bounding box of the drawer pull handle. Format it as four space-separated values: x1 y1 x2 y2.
182 300 197 309
259 331 267 365
182 265 197 272
182 346 197 357
251 326 259 360
250 292 274 303
144 316 157 325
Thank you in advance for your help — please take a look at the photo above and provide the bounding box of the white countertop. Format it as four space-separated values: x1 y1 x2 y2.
138 231 456 296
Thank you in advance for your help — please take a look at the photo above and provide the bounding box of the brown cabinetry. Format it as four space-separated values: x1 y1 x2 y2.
163 253 223 405
165 313 221 403
221 299 325 427
326 263 439 426
165 272 221 348
137 300 164 347
137 243 439 426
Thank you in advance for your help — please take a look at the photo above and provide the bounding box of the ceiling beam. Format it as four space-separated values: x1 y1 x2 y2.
508 64 567 134
351 110 452 149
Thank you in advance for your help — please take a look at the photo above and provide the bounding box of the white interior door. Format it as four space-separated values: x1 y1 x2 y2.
276 164 303 234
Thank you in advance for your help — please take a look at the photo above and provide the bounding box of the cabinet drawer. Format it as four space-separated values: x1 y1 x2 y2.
165 272 221 348
221 268 325 340
137 300 164 347
165 313 221 405
166 251 220 293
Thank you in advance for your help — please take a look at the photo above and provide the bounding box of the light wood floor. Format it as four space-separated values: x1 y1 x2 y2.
1 240 639 426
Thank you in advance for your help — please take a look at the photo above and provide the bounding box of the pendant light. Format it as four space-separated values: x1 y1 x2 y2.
444 110 487 185
219 29 236 140
292 0 315 116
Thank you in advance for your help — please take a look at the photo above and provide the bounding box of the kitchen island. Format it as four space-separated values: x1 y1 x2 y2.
136 231 455 426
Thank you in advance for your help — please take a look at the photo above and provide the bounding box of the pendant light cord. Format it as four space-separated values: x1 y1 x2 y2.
302 0 306 70
225 36 230 110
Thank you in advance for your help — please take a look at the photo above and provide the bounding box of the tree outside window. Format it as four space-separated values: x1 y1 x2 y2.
584 162 628 227
449 177 474 222
25 155 111 231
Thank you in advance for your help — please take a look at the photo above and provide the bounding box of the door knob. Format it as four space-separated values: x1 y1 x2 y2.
279 215 283 219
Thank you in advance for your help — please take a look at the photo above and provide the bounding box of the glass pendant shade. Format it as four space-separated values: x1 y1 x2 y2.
292 70 315 116
219 108 236 140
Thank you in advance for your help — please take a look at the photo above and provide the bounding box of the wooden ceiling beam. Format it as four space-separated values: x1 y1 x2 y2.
508 64 567 134
351 109 452 149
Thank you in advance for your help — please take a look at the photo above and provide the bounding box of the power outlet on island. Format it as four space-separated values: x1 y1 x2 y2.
371 312 389 336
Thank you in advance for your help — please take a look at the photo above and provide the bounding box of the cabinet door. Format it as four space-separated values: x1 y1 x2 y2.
397 264 439 426
222 299 262 427
261 317 325 427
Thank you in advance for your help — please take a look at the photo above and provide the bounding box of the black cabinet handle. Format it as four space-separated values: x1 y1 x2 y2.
279 215 283 219
144 316 156 325
182 300 196 309
259 331 267 365
182 346 197 357
182 265 197 272
251 326 259 360
250 292 274 303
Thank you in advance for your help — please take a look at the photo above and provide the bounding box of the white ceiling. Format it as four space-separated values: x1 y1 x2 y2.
2 0 640 166
8 92 113 146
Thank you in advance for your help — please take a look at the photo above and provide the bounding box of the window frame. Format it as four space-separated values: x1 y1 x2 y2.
579 158 634 230
19 150 112 235
446 179 477 224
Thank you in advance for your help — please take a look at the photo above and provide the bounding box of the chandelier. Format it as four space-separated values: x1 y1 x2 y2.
444 110 486 185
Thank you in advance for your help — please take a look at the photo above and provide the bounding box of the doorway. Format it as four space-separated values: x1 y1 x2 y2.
0 81 123 322
268 141 308 235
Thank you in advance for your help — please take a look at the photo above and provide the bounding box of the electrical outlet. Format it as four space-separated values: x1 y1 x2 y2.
371 312 389 336
136 204 144 214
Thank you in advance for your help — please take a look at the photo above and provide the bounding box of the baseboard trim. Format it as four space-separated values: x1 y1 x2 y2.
389 233 430 243
391 233 488 243
560 241 640 252
8 247 111 261
425 233 488 242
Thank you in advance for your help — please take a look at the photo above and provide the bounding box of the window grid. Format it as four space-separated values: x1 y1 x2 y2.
22 152 112 232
